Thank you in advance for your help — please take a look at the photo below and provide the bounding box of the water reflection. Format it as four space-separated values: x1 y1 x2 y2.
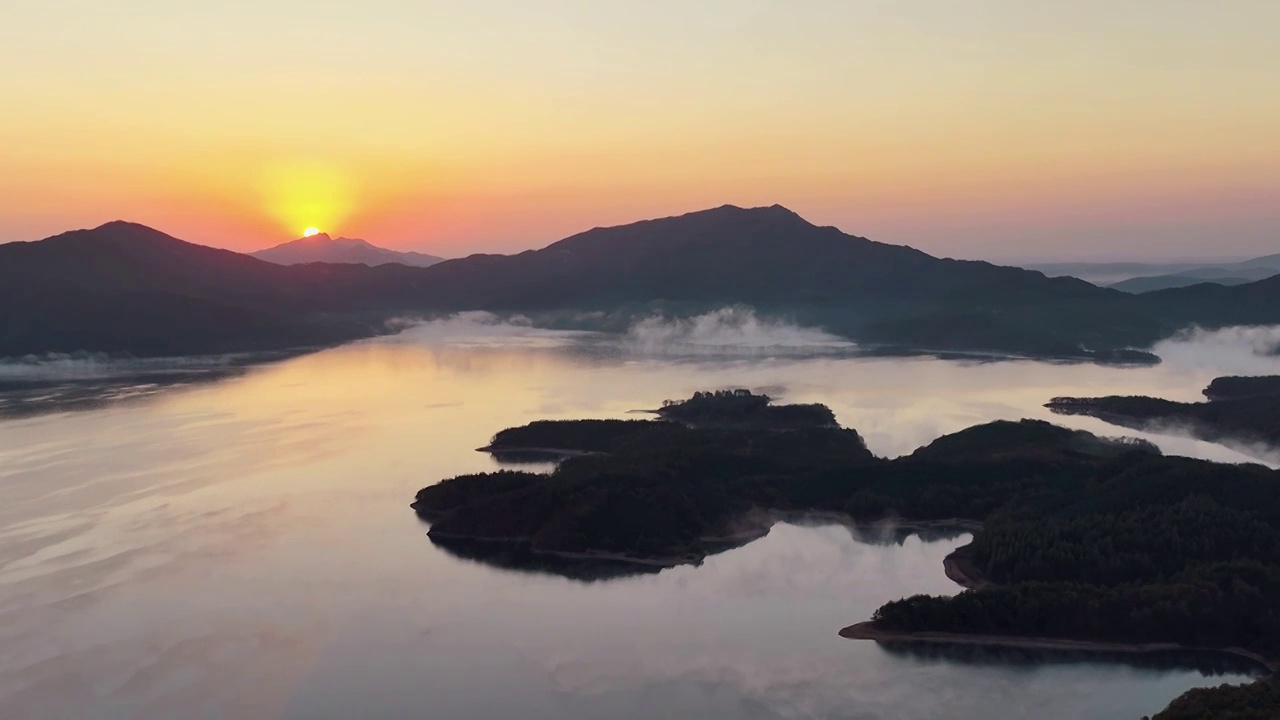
0 350 321 420
0 322 1277 719
876 641 1266 678
429 535 670 582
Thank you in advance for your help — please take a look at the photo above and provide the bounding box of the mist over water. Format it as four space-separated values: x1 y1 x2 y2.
1 314 1277 718
1153 325 1280 377
621 307 854 355
381 311 590 348
0 352 250 380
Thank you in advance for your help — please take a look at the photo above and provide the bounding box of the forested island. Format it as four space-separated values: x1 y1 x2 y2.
654 389 838 429
1047 374 1280 448
412 390 1280 718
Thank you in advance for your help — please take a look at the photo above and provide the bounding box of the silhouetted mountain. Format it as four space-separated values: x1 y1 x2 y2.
415 205 1081 308
1110 261 1280 293
1137 274 1280 329
1237 252 1280 269
1109 274 1257 293
1035 253 1280 294
0 221 417 356
410 205 1159 357
252 233 443 267
1029 261 1206 286
6 208 1280 359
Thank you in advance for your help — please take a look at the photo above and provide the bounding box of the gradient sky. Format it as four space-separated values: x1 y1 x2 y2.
2 1 1277 261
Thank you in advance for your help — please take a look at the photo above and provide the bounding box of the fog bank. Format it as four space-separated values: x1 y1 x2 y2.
622 307 853 356
1153 325 1280 377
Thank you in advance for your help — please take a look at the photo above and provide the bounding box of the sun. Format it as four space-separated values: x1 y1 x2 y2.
303 227 321 237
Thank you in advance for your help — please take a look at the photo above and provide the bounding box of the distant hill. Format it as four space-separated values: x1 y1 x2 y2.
1032 253 1280 293
415 204 1033 310
1237 252 1280 269
0 221 423 357
1028 261 1207 286
1109 274 1258 293
1136 273 1280 329
409 204 1161 357
5 208 1280 360
416 204 1266 333
252 233 443 267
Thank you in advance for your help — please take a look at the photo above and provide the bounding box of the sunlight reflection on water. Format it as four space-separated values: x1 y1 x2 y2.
0 320 1275 719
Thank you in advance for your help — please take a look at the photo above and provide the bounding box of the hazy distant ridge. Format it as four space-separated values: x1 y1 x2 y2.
252 232 443 267
1031 254 1280 293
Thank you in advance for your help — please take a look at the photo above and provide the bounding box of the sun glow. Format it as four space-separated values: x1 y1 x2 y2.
259 162 353 238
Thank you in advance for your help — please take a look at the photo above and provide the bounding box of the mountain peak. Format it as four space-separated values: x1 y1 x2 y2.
252 234 443 267
700 203 803 219
96 220 156 232
91 220 176 238
47 220 185 248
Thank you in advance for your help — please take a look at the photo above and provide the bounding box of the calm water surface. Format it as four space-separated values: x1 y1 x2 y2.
2 318 1277 719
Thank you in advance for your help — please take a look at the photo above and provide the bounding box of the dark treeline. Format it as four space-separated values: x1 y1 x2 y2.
866 453 1280 720
487 419 663 453
419 417 873 559
1150 677 1280 719
1204 375 1280 401
656 389 838 429
483 391 837 454
1048 374 1280 447
413 392 1280 718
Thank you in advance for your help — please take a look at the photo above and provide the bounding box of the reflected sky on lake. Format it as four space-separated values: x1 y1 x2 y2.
1 317 1276 719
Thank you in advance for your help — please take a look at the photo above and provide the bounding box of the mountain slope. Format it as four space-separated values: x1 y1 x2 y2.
0 222 422 356
1036 253 1280 292
1110 263 1279 293
1109 275 1256 293
1139 273 1280 329
411 204 1157 355
6 207 1275 360
1028 261 1204 285
413 205 1102 307
252 233 443 267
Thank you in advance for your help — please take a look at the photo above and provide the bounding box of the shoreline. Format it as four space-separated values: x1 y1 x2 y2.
477 445 602 458
426 511 981 571
427 522 773 569
424 509 981 570
1045 403 1280 455
840 537 1278 677
839 621 1278 675
941 542 991 590
768 509 983 534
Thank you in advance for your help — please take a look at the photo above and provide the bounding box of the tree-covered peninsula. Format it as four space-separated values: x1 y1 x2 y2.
1048 375 1280 449
412 390 1280 719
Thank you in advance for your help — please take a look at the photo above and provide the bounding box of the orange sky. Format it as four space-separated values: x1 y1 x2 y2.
2 1 1278 261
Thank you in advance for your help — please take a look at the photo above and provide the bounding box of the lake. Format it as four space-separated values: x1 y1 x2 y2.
2 313 1277 719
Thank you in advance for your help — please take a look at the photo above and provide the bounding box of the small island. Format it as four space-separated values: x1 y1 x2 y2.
412 390 1280 719
1047 374 1280 449
653 389 838 429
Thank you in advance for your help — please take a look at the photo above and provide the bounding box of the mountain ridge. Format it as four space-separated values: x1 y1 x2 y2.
252 232 443 267
1033 253 1280 294
4 207 1280 360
